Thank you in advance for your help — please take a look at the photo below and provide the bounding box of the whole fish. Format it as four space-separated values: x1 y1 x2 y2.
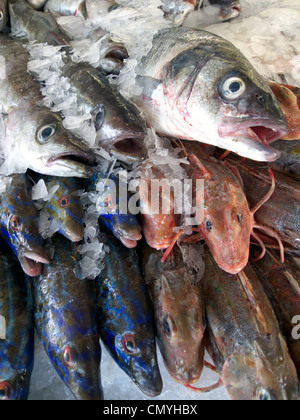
26 0 47 10
270 140 300 180
92 233 162 397
0 174 49 277
202 246 299 400
0 0 7 31
269 82 300 141
206 0 241 21
8 1 147 163
250 249 300 378
44 0 88 18
162 0 198 25
142 243 206 386
88 172 142 248
135 27 288 162
0 35 95 177
0 243 34 400
30 234 103 400
227 157 300 252
37 176 85 243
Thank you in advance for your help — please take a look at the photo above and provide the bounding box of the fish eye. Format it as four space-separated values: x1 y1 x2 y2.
237 213 242 224
91 105 106 130
0 381 11 400
122 333 138 355
59 195 69 209
257 388 272 401
205 220 213 232
10 216 20 232
36 124 57 143
108 4 119 12
220 77 246 100
62 345 76 369
163 315 177 339
0 11 3 21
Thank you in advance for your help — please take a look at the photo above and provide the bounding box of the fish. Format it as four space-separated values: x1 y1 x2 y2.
268 82 300 141
206 0 241 21
0 35 95 178
30 234 103 400
44 0 88 18
135 27 288 162
162 0 198 25
250 249 300 378
202 245 300 400
0 242 34 400
226 157 300 252
0 174 49 277
26 0 47 10
0 0 8 31
271 140 300 180
37 175 85 243
88 172 142 248
8 2 147 163
92 233 162 397
141 243 206 386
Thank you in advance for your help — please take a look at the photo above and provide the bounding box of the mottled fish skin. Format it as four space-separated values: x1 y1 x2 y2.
0 243 34 400
30 235 103 400
135 27 287 162
202 246 300 401
92 233 162 397
88 172 142 248
0 34 95 178
0 0 8 32
141 243 206 386
0 174 49 277
250 249 300 379
39 176 85 243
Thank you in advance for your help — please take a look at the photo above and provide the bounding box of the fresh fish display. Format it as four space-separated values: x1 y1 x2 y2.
250 249 300 377
0 243 34 400
39 176 85 243
92 233 162 397
0 34 95 177
206 0 241 21
44 0 88 18
0 0 8 31
0 174 49 276
202 246 300 400
30 235 103 400
88 172 142 248
135 27 288 162
142 243 206 386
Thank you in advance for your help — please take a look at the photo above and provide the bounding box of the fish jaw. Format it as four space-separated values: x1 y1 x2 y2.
44 150 95 178
19 251 49 277
98 133 147 164
218 1 241 21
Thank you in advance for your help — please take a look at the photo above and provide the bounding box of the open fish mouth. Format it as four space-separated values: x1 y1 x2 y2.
118 233 142 249
47 150 95 177
221 4 241 21
19 251 50 277
104 45 128 64
110 135 147 163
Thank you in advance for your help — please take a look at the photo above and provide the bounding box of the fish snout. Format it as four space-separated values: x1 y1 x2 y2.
19 245 50 277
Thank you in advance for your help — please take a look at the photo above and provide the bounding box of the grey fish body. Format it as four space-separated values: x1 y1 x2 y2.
0 243 34 400
271 140 300 180
0 34 95 177
202 246 299 400
30 235 103 400
135 27 287 162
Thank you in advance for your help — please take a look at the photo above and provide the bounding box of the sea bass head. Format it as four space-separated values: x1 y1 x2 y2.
143 244 206 385
0 175 49 276
7 107 95 178
137 28 288 162
0 0 8 31
222 336 300 400
42 176 85 242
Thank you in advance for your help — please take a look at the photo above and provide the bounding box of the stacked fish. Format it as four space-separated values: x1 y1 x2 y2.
0 0 300 401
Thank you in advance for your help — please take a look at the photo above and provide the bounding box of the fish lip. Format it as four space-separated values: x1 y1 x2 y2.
109 134 147 163
19 251 50 277
220 4 241 21
104 45 129 63
47 150 95 177
118 234 142 249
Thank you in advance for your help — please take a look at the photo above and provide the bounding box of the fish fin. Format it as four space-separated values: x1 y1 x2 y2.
161 230 184 263
222 161 244 188
136 76 163 99
183 377 223 393
251 231 266 263
189 154 213 181
251 168 276 215
252 224 285 263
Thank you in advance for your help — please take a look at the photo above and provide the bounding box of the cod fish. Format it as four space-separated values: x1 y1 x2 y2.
250 249 300 378
0 243 34 400
0 0 8 31
0 174 49 277
202 246 300 400
0 35 95 177
30 234 103 400
92 233 162 397
142 243 206 386
135 27 288 162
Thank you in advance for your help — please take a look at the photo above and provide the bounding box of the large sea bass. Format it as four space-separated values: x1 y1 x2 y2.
135 28 288 162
